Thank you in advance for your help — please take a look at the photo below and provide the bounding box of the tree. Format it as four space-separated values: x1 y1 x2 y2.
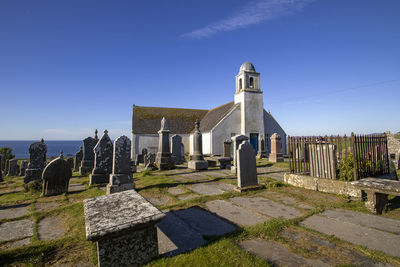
0 147 15 172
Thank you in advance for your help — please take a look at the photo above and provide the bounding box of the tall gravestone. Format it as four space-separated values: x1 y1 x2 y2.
231 135 249 174
269 133 284 162
188 121 208 170
155 118 174 170
257 135 267 159
90 130 113 185
5 159 9 176
74 147 83 172
19 160 28 176
0 155 3 182
107 136 135 194
80 131 98 175
42 152 72 196
171 134 184 164
223 139 232 158
236 141 259 191
24 141 47 183
7 159 19 177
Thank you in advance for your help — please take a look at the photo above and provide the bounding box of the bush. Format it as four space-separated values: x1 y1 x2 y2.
0 147 15 172
338 153 354 181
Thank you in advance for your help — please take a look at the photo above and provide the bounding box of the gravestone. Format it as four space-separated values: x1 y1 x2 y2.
231 135 249 174
42 152 72 196
257 135 267 159
188 121 208 170
269 133 284 162
223 139 232 158
155 118 174 170
90 130 113 185
66 157 74 170
144 153 156 170
24 141 47 183
19 160 28 176
107 136 135 194
7 159 19 177
74 146 83 172
0 155 3 182
5 159 9 176
236 141 259 191
171 134 184 164
79 130 98 175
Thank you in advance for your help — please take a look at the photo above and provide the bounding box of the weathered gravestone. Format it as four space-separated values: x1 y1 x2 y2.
223 139 232 158
79 131 98 176
0 155 3 182
24 141 47 183
155 118 174 170
107 136 135 194
171 134 185 164
19 160 28 176
74 146 83 172
231 135 249 174
7 159 19 177
188 121 208 170
144 153 156 170
90 130 113 185
269 133 284 162
66 157 74 170
236 141 260 191
257 135 267 159
5 159 9 176
42 152 72 196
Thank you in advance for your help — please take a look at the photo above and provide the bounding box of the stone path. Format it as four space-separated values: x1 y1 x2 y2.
35 201 61 212
38 217 66 241
261 191 313 210
68 184 86 192
0 204 29 220
0 219 33 242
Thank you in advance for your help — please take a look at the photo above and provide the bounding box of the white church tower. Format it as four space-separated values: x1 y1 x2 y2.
234 62 265 149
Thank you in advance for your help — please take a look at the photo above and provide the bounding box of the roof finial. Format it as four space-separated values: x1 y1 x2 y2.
160 117 167 131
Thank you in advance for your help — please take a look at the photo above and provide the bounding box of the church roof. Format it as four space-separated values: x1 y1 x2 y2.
199 101 237 133
132 105 208 134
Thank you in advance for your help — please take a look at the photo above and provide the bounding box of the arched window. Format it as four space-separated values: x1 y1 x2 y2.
239 78 242 89
249 77 254 88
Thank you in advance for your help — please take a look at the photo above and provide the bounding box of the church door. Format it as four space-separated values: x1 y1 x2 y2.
250 133 258 154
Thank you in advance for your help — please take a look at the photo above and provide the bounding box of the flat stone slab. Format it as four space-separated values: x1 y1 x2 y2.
213 182 236 191
167 187 186 195
157 212 206 256
38 217 66 241
187 183 224 196
157 227 178 255
174 207 236 236
35 202 61 212
0 219 34 241
230 197 303 219
177 172 210 181
301 215 400 257
177 194 198 201
261 192 313 210
68 184 87 192
0 237 31 250
202 171 229 178
0 204 29 220
0 187 23 196
146 195 172 206
322 209 400 234
205 200 267 226
351 178 400 195
239 239 329 267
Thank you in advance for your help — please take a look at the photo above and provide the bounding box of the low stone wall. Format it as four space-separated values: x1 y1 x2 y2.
283 173 362 198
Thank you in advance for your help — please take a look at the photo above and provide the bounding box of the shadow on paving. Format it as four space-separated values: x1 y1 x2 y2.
157 206 238 257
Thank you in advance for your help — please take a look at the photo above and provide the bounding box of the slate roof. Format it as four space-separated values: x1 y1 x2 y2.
132 105 208 134
199 101 238 133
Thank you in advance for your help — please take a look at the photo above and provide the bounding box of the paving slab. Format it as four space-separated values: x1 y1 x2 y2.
177 194 198 201
146 195 172 206
177 172 210 181
174 207 237 236
157 227 178 255
202 171 229 178
205 200 267 226
0 219 34 241
0 187 23 196
230 196 303 219
321 209 400 234
0 204 29 220
261 191 313 210
0 237 31 250
301 215 400 257
68 184 87 192
187 183 224 196
239 239 329 267
281 228 391 267
38 217 66 241
157 212 206 256
167 187 186 195
213 182 236 191
35 202 61 212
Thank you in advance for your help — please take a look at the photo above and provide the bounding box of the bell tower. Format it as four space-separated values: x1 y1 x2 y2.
234 62 265 152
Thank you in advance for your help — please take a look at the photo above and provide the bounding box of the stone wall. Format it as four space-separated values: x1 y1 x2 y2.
387 131 400 156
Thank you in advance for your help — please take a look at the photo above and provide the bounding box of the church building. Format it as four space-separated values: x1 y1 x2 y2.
131 62 286 158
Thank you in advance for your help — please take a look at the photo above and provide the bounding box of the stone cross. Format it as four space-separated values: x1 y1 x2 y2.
19 160 28 176
90 130 113 185
231 135 249 174
41 153 72 196
24 141 47 183
7 159 19 177
79 131 98 175
74 146 83 172
269 133 284 162
188 120 208 170
237 140 259 190
170 134 184 164
107 136 135 194
155 118 174 170
223 139 232 158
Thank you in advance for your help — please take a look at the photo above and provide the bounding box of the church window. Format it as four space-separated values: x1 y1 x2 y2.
239 78 242 89
249 77 254 88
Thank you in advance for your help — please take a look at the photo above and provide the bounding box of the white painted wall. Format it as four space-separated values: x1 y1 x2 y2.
202 132 211 155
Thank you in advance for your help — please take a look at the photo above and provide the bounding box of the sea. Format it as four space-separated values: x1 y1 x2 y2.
0 140 83 159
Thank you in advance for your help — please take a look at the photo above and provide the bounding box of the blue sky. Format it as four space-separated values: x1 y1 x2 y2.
0 0 399 140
